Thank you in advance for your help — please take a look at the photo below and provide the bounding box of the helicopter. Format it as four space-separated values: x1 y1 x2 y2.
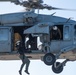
0 0 76 74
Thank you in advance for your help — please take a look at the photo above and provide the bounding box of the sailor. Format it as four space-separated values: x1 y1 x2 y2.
50 25 62 40
16 40 30 75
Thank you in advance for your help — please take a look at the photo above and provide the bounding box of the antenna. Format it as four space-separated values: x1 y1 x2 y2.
66 17 73 23
51 12 56 16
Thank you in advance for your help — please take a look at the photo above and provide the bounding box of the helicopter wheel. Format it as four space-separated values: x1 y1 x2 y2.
43 53 56 66
52 62 63 74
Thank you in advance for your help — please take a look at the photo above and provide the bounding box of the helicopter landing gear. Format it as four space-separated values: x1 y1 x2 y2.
52 59 69 74
52 62 63 74
43 53 56 66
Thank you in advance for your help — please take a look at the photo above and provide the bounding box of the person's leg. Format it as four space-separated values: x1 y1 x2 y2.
24 56 30 74
19 55 25 75
19 62 25 72
25 60 30 72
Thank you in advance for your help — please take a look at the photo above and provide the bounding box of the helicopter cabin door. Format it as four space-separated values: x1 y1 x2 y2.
0 27 12 52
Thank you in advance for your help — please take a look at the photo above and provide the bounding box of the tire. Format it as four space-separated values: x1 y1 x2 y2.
43 53 56 66
52 62 63 74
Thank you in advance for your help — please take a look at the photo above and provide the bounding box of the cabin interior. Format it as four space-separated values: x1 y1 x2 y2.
13 26 38 52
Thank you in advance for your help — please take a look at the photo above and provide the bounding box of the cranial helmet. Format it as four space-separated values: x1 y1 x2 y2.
16 40 21 45
53 26 58 30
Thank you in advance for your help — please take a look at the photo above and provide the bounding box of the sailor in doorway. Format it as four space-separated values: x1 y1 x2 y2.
50 25 62 40
16 40 30 75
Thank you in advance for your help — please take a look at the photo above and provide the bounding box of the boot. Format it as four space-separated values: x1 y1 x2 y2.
19 70 22 75
24 70 30 74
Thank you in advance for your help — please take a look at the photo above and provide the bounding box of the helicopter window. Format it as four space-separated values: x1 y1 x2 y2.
64 26 69 40
0 29 9 41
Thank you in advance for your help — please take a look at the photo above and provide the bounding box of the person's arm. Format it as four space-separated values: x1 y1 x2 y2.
58 28 62 39
15 44 19 53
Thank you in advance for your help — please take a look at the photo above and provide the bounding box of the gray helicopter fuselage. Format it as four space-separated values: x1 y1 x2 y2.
0 11 76 55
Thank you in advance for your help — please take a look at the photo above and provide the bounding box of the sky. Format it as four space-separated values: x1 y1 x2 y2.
0 0 76 75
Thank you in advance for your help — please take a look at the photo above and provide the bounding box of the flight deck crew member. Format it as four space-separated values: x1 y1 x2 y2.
16 40 30 75
50 26 62 40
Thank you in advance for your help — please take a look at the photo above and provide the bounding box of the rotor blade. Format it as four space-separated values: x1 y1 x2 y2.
47 6 76 11
0 0 22 5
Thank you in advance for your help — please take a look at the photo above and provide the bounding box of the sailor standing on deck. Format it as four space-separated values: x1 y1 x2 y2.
16 40 30 75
